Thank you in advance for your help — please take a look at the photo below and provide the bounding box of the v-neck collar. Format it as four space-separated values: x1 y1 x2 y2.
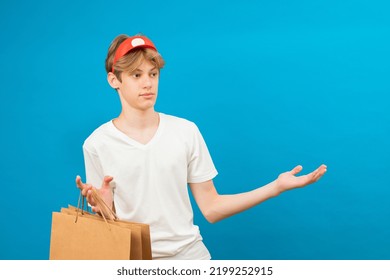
109 113 165 150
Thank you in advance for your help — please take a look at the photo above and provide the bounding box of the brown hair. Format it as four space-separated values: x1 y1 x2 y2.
105 34 165 82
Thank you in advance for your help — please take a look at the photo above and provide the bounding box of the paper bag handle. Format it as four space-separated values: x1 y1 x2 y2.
75 188 118 223
90 188 118 221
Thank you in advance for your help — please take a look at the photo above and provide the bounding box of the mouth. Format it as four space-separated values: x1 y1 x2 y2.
140 93 154 97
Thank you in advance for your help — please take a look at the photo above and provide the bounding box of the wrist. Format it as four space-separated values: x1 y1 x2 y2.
268 180 283 197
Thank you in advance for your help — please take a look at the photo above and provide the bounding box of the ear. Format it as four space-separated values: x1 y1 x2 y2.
107 72 121 90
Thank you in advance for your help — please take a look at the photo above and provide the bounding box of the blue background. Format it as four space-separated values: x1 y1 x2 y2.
1 0 389 260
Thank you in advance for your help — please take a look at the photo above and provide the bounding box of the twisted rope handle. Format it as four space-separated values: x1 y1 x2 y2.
75 190 86 223
75 188 117 225
90 188 118 221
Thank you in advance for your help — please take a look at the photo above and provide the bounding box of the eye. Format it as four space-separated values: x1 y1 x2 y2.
150 72 158 78
132 73 141 78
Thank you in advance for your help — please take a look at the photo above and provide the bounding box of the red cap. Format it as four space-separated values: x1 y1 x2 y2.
111 36 157 72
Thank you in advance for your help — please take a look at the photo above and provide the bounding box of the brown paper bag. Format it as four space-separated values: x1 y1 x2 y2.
59 206 152 260
49 190 152 260
50 210 132 259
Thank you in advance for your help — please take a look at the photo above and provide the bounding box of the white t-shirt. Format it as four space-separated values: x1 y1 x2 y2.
83 113 218 259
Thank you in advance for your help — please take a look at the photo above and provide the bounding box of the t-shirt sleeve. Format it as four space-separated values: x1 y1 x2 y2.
187 123 218 183
83 143 104 188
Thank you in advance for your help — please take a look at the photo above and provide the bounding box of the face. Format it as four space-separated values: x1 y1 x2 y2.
110 59 159 113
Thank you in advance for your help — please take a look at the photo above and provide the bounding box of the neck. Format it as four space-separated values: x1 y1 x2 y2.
115 108 159 130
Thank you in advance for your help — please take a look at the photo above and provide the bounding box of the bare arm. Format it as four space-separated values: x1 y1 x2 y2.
190 164 327 223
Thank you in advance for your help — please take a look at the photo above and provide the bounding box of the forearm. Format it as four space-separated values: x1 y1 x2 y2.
204 180 280 223
193 164 327 224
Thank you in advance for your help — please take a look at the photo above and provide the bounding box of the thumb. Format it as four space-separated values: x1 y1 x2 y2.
101 176 114 190
290 165 303 175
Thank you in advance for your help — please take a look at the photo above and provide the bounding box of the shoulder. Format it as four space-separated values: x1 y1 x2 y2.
160 113 193 125
160 113 200 127
83 121 114 153
160 113 198 131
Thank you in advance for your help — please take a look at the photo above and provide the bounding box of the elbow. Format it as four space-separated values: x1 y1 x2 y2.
205 215 218 224
202 196 227 224
203 209 223 224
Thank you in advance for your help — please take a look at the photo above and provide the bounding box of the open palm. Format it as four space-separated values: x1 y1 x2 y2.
276 164 327 193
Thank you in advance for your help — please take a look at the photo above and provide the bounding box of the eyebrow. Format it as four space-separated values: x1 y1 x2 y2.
133 67 157 72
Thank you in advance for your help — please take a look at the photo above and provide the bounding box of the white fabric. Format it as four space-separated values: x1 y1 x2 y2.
82 113 218 259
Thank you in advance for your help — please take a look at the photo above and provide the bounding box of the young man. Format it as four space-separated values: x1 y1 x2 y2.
76 34 327 260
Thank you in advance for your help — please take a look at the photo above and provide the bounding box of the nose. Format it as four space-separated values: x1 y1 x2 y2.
142 76 152 89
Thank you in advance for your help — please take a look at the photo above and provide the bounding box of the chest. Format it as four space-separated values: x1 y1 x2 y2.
99 133 189 179
121 126 159 145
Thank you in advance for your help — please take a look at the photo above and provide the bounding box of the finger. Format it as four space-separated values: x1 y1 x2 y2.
316 164 327 176
75 175 84 190
312 171 321 182
86 189 96 206
290 165 303 176
101 176 114 190
312 168 321 178
312 165 327 181
81 184 93 197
